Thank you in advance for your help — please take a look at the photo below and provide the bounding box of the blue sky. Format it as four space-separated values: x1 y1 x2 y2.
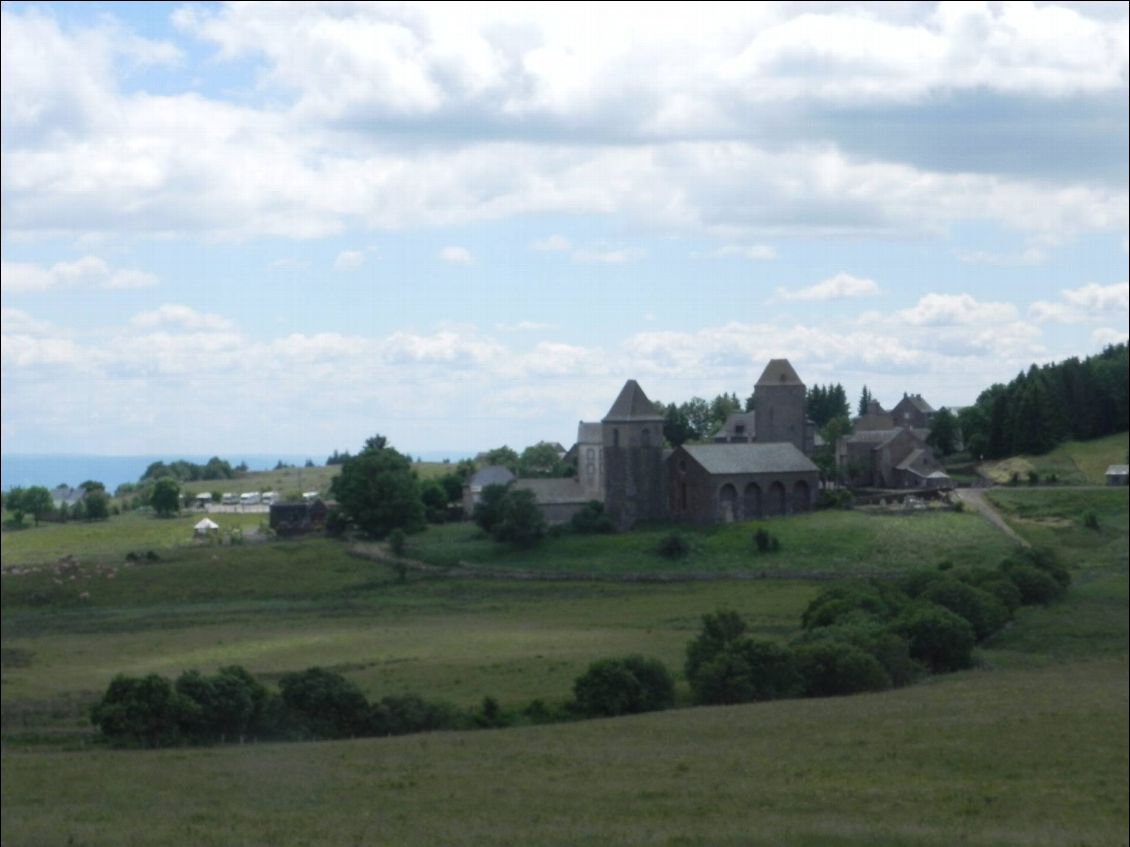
2 1 1127 458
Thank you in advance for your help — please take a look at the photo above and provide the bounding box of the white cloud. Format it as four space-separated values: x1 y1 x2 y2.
571 246 646 264
496 321 553 332
1092 327 1130 347
333 250 365 272
1030 281 1129 324
439 245 474 265
896 293 1018 326
131 304 235 332
711 244 778 261
956 247 1046 266
774 272 879 302
531 234 572 252
1 257 158 292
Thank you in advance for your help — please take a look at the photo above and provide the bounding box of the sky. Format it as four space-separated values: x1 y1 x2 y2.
1 1 1128 459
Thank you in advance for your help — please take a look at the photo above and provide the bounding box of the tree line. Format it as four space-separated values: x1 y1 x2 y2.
958 343 1128 459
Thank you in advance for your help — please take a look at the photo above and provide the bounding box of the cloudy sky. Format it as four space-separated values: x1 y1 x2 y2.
2 1 1127 458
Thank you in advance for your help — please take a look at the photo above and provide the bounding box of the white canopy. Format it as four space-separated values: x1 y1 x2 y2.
194 518 220 532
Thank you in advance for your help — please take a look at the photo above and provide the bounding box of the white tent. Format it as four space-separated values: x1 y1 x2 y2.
193 518 220 535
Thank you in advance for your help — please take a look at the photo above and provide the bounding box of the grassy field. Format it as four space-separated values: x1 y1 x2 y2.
404 507 1018 576
1 487 1126 845
179 464 340 499
0 511 266 569
982 431 1129 484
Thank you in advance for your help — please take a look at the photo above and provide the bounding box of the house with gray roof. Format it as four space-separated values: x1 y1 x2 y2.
1105 465 1129 486
667 442 819 524
462 465 517 514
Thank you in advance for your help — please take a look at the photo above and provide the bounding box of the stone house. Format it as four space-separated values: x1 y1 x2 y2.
836 427 951 490
667 442 819 525
461 465 516 515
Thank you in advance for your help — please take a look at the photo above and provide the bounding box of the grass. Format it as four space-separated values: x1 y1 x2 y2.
405 508 1018 576
2 657 1125 847
1 486 1126 845
0 511 266 569
178 464 340 499
982 431 1129 484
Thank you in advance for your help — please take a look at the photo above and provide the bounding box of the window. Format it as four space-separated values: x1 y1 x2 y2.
641 428 651 447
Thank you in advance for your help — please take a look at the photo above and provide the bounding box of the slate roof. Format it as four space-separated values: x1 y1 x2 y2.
603 380 664 422
897 394 935 413
512 477 589 505
755 358 804 387
720 411 757 436
895 448 926 471
680 443 818 475
468 465 515 488
844 428 904 445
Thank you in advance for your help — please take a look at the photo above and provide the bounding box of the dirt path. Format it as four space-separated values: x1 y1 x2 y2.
955 488 1030 548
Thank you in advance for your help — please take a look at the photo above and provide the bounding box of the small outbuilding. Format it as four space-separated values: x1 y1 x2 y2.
1105 465 1129 486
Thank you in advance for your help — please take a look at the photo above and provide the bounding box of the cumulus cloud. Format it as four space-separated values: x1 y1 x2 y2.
571 246 646 264
1092 327 1130 347
1 257 158 293
1030 281 1129 324
896 293 1019 326
439 245 474 265
131 304 235 332
530 234 572 252
710 244 778 261
333 250 365 271
774 272 879 302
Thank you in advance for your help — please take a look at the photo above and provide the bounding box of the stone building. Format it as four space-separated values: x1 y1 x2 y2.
836 396 952 490
667 442 818 525
600 380 668 530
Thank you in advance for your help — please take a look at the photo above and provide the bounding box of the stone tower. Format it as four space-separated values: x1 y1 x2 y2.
753 359 808 453
602 380 666 530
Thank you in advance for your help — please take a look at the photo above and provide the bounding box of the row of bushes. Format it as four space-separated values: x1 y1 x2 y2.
91 546 1071 746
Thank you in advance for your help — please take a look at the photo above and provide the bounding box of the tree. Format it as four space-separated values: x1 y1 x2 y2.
926 408 958 456
492 488 546 547
16 486 54 527
90 673 185 748
480 446 519 472
518 442 567 478
4 487 27 527
419 479 449 523
84 489 111 521
858 385 873 416
278 667 370 740
662 403 695 447
330 436 425 538
150 477 181 517
573 656 674 717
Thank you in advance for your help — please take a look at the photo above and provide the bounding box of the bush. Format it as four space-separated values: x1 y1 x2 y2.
794 640 891 697
893 603 976 673
370 693 464 735
1019 547 1071 589
816 489 854 510
388 528 407 556
958 569 1023 613
278 667 370 739
685 612 802 704
919 579 1011 642
657 533 689 559
573 655 675 717
91 673 184 748
794 620 920 688
752 527 781 553
491 488 546 547
570 500 614 534
1000 562 1063 605
801 583 904 630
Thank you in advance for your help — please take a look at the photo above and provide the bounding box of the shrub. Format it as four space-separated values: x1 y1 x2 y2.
1000 562 1063 606
388 528 407 556
794 640 892 697
815 489 854 510
571 500 615 534
278 667 370 739
752 527 781 553
91 673 184 748
794 620 920 688
685 612 802 705
657 533 690 559
573 655 675 717
801 583 904 630
491 488 546 547
958 569 1023 613
1020 547 1071 589
919 579 1011 642
369 693 464 735
893 603 976 673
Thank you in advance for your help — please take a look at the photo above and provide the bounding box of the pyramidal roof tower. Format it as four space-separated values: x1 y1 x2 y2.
603 379 664 422
755 358 804 387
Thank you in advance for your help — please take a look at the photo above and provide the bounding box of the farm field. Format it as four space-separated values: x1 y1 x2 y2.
1 486 1127 845
174 460 451 501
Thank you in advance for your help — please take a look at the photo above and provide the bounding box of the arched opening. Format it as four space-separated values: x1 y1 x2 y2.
792 480 810 513
718 484 738 523
767 481 786 516
743 482 762 519
641 428 651 447
612 428 620 448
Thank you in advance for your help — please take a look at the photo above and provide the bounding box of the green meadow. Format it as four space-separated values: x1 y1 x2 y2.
982 430 1129 484
1 484 1127 845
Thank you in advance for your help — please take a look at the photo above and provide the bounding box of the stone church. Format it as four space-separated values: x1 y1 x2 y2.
523 359 820 530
